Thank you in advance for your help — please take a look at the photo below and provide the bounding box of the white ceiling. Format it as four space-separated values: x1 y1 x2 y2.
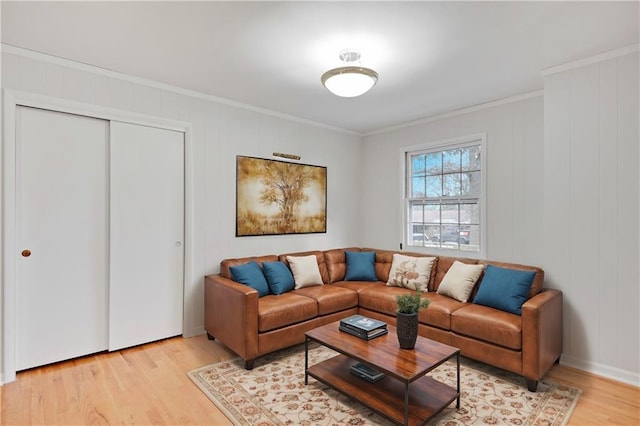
2 1 638 134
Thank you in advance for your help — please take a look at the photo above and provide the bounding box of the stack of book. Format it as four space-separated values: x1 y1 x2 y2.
339 314 388 340
349 362 386 383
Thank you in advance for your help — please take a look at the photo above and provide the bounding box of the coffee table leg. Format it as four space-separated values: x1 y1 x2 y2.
404 382 409 425
304 337 309 385
456 352 461 409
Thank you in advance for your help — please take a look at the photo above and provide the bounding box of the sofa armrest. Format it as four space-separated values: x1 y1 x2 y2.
204 274 259 362
521 289 563 381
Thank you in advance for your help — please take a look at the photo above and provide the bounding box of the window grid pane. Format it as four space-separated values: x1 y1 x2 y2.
412 176 426 198
406 142 481 252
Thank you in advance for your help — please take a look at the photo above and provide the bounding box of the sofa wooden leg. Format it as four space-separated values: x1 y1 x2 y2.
526 379 538 392
206 332 215 341
245 359 255 370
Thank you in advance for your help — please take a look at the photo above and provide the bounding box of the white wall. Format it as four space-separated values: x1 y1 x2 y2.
0 48 363 382
2 44 638 388
543 50 639 385
361 48 640 386
361 94 545 266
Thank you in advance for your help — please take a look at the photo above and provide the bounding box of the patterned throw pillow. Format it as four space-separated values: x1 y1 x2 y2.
386 254 436 291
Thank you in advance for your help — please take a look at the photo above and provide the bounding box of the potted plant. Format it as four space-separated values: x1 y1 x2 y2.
395 289 431 349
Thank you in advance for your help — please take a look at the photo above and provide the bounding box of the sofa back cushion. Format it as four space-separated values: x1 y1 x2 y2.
367 249 395 282
218 250 545 300
434 258 544 300
324 247 361 283
220 255 279 279
278 250 330 284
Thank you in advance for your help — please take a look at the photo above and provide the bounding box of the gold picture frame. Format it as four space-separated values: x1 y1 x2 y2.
236 156 327 236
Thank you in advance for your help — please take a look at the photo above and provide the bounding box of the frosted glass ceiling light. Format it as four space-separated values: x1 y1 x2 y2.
321 49 378 98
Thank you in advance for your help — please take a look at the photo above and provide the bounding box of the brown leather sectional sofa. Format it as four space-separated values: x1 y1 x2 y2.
204 247 563 391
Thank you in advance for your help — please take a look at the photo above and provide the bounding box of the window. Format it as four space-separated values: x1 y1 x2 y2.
405 135 484 253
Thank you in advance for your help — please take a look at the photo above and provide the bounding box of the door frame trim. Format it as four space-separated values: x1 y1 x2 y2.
2 89 194 383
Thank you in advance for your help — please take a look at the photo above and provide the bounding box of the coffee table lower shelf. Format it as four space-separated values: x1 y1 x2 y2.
306 354 458 426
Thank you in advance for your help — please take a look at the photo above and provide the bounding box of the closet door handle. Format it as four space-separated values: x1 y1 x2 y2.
21 249 32 257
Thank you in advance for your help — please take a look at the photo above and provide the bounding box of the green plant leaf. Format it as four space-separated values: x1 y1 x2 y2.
395 289 431 314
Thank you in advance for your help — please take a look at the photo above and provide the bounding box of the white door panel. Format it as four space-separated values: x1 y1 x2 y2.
109 121 184 350
15 106 109 370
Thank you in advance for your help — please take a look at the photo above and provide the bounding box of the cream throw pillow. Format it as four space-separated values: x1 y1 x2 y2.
287 255 324 289
437 261 485 302
386 254 436 291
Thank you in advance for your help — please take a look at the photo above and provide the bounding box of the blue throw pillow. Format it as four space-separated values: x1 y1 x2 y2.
262 261 295 295
229 261 270 297
473 265 536 315
345 251 377 281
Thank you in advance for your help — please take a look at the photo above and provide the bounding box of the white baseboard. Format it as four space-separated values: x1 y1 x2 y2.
184 325 205 339
560 354 640 387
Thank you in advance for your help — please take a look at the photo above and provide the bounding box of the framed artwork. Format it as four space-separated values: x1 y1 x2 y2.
236 156 327 236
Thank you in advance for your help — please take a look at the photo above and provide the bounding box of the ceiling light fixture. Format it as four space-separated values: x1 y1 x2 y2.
321 49 378 98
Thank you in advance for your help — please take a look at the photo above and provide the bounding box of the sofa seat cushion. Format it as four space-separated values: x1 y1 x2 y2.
292 285 358 316
451 304 522 350
258 293 318 332
332 280 386 294
419 293 466 330
358 286 413 316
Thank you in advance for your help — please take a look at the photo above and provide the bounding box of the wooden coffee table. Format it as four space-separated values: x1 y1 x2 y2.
305 321 460 426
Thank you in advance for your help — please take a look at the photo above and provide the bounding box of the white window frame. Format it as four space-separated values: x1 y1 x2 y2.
400 133 487 258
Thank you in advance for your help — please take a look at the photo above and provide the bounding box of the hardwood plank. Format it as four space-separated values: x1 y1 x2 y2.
1 336 234 426
2 335 638 425
546 363 640 425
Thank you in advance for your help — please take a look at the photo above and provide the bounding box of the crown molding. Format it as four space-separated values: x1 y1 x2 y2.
541 44 640 77
364 91 544 137
1 43 360 136
9 42 630 138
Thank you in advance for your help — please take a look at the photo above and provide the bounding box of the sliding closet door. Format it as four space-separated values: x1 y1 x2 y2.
109 121 185 350
15 106 109 370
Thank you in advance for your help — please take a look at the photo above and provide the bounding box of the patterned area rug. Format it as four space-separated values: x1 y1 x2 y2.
188 344 580 425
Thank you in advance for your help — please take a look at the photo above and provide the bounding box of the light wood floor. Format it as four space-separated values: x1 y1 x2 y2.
1 334 638 425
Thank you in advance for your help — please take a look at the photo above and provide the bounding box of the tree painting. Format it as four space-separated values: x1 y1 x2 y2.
236 156 327 236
